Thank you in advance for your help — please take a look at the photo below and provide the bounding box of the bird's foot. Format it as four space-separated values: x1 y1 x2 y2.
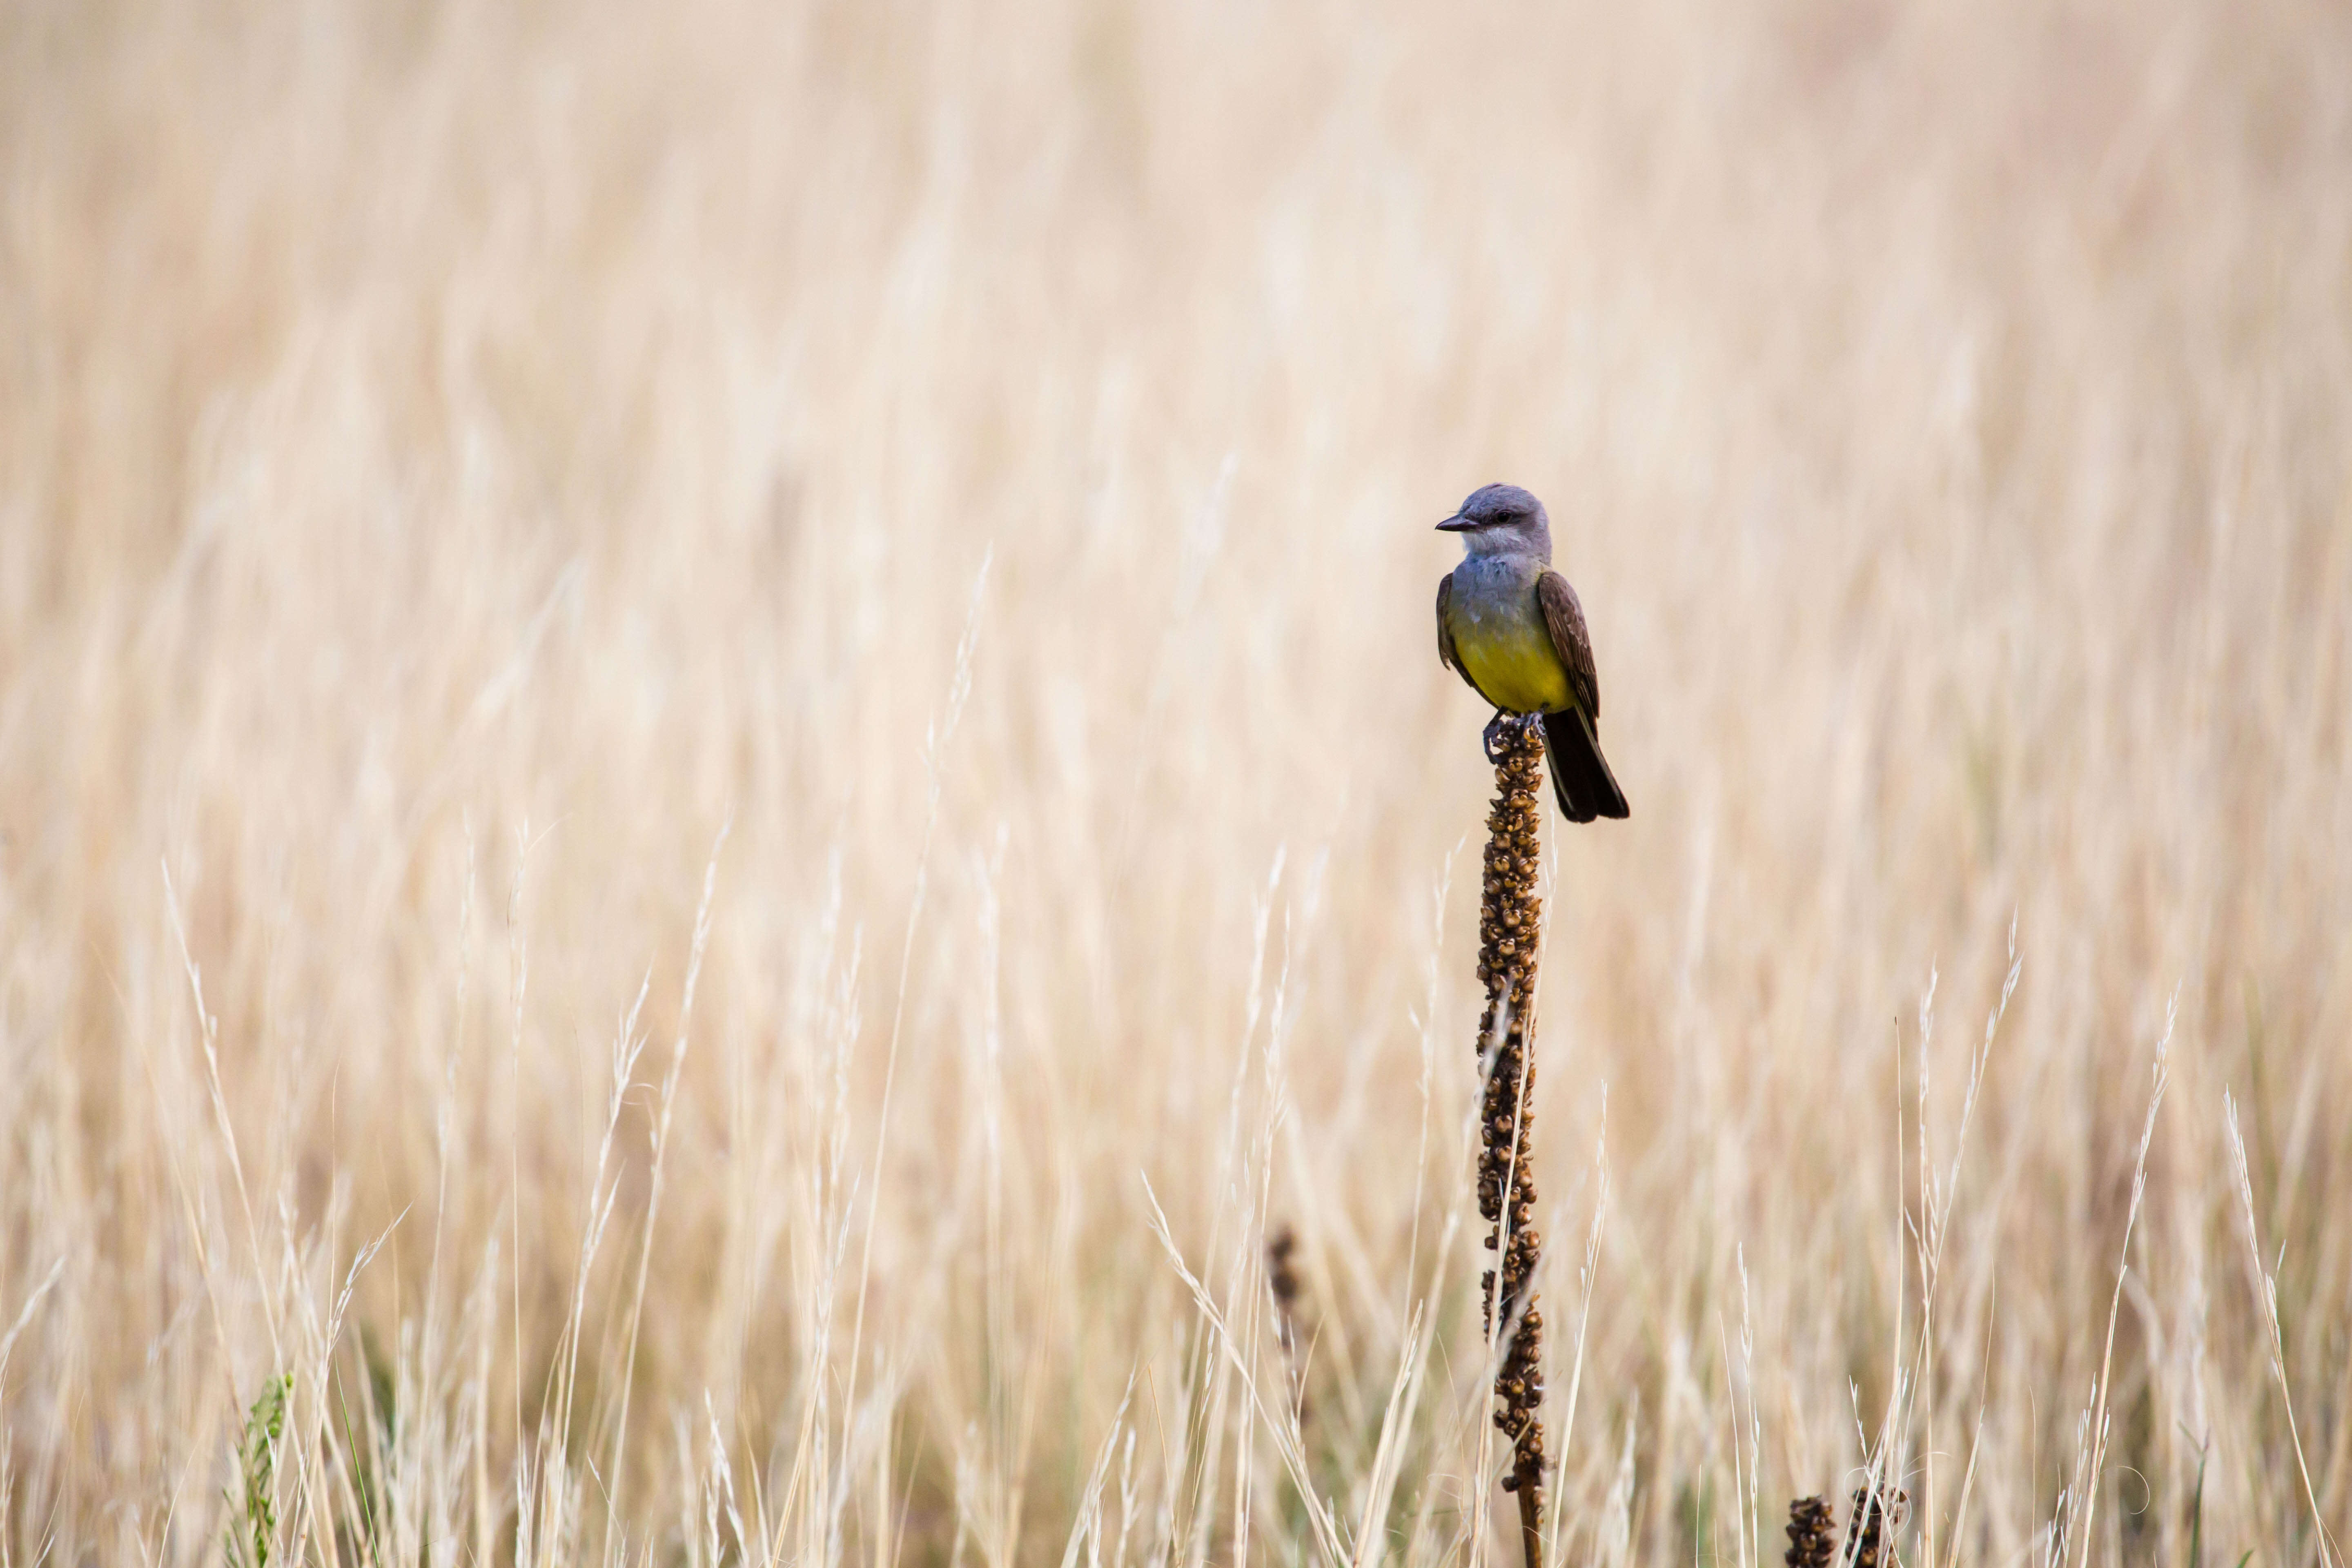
1482 712 1544 763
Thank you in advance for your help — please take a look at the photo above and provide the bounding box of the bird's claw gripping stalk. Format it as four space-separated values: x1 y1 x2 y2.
1482 711 1541 765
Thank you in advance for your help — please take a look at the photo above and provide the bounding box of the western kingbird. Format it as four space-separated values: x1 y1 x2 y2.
1436 483 1630 823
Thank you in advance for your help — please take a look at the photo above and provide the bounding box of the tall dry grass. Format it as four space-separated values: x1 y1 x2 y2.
2 0 2348 1564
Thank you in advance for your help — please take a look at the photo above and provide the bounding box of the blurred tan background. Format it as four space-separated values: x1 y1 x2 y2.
2 0 2348 1564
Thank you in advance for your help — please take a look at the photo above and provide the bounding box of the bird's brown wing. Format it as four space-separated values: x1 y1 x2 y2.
1536 570 1601 721
1436 572 1482 695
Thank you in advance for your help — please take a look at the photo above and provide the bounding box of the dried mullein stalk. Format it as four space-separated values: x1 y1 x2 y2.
1476 717 1549 1568
1784 1496 1836 1568
1267 1223 1310 1425
1842 1485 1908 1568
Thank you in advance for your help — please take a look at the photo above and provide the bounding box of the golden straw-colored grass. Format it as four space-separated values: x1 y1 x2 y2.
2 1 2347 1564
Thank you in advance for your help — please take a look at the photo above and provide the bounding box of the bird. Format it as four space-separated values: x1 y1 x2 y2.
1435 483 1630 823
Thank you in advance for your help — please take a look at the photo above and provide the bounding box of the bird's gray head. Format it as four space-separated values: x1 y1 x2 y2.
1436 483 1552 560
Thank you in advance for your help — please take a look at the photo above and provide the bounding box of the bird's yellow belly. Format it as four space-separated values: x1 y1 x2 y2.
1457 620 1572 714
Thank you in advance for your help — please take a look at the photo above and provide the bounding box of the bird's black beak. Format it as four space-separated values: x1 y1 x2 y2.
1435 514 1477 532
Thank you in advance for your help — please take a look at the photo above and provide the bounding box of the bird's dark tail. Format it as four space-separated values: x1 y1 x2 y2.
1541 709 1630 823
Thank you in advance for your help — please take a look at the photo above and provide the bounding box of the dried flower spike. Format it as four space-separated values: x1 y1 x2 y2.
1267 1224 1310 1426
1843 1485 1909 1568
1784 1495 1836 1568
1475 716 1550 1568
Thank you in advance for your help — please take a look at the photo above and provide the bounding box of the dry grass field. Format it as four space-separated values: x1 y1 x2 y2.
3 0 2349 1564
